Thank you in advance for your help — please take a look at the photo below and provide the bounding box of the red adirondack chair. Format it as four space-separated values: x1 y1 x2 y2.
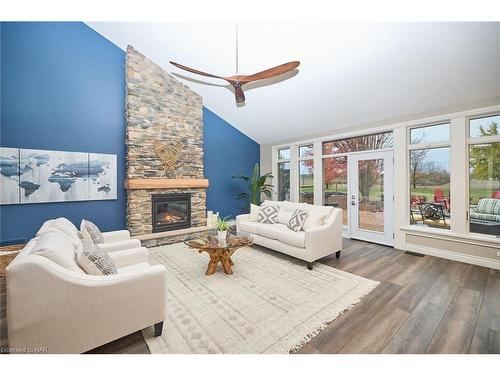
434 189 445 203
492 191 500 199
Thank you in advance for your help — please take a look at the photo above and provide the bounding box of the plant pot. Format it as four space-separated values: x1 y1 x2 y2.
217 230 227 242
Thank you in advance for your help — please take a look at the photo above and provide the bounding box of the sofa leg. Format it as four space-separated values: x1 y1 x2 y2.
307 262 314 270
154 321 164 337
336 251 341 259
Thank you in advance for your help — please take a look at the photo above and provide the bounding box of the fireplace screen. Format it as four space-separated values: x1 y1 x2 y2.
152 193 191 232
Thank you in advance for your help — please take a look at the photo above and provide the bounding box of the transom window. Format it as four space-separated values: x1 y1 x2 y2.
322 132 393 155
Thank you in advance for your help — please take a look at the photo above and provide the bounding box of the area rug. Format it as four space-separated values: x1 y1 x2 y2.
142 243 379 354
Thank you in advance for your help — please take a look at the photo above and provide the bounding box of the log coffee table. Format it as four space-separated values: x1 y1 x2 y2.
184 232 253 276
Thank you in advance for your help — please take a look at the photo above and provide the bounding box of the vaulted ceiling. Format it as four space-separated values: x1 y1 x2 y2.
87 22 500 144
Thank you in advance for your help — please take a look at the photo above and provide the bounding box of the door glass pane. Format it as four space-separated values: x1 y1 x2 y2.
410 123 450 144
409 147 451 230
277 161 290 201
469 114 500 138
469 142 500 235
298 160 314 203
323 157 348 225
358 159 384 232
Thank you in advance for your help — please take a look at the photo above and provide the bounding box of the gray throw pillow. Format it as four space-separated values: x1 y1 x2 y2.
81 219 104 244
77 240 117 276
288 209 308 232
257 205 279 224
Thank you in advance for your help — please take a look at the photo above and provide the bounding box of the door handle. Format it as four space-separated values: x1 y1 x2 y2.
351 195 356 206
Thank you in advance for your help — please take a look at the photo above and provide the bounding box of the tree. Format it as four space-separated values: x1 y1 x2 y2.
324 133 393 199
323 157 347 191
470 122 500 184
410 149 429 189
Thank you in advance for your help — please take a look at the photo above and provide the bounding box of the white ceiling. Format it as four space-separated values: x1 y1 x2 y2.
87 22 500 144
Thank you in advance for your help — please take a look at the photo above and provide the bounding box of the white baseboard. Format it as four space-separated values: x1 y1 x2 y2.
405 243 500 270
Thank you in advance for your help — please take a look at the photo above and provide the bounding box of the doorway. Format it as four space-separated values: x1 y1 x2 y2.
348 150 394 246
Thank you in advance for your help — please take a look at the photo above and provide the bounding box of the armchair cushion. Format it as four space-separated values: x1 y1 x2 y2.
77 240 117 276
102 230 131 243
80 219 104 244
108 247 149 268
99 239 142 253
32 231 84 274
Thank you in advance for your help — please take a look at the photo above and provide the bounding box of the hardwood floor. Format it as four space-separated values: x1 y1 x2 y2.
1 238 499 354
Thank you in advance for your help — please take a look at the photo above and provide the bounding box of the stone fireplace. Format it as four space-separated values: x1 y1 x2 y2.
124 46 208 245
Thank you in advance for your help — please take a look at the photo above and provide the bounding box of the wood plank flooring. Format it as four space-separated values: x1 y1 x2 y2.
1 238 499 354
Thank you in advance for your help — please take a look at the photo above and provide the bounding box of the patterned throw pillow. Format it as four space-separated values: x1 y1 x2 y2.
80 219 104 244
77 240 117 276
257 205 279 224
288 209 308 232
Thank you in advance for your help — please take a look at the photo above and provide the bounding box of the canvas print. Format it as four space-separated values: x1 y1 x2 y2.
88 153 117 200
19 149 89 204
0 147 21 204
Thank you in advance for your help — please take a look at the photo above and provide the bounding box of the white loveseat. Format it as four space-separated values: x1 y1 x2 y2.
6 219 166 354
236 200 342 269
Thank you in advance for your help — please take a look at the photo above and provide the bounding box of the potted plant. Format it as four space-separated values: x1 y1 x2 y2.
216 215 231 241
233 163 274 208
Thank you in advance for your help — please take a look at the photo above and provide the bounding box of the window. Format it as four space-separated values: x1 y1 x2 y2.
277 162 290 201
409 123 451 230
323 132 393 155
323 156 348 225
297 144 314 203
468 114 500 235
278 148 290 160
410 123 450 144
277 147 290 201
298 144 314 158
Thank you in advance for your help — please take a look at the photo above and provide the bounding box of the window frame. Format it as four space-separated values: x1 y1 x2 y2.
466 113 500 236
407 122 451 231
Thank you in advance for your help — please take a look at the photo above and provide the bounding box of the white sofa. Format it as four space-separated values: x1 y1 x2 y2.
37 217 142 253
236 200 342 269
6 220 166 354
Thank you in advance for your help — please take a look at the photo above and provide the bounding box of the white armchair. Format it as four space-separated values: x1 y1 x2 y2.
6 239 166 354
36 218 141 253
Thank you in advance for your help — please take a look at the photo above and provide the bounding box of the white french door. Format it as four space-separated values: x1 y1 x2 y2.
348 150 394 246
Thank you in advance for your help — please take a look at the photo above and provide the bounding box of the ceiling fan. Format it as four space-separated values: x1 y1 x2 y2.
169 25 300 104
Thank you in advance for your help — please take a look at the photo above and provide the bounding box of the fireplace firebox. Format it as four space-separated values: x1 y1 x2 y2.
152 193 191 233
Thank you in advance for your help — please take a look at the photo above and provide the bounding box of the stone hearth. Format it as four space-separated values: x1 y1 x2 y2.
125 46 207 245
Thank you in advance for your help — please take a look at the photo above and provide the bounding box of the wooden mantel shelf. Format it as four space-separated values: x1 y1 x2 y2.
124 178 209 190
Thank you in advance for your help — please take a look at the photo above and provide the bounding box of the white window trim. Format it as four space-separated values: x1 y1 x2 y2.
466 112 500 237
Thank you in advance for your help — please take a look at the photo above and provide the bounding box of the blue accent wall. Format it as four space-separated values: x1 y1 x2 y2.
203 107 259 219
0 22 259 244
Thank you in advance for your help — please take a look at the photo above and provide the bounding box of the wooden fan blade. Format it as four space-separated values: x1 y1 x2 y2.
169 61 224 80
232 84 246 104
238 61 300 83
